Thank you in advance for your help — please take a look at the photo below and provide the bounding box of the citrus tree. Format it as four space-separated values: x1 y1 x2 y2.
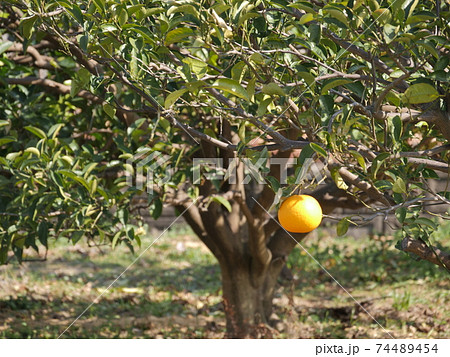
1 0 449 337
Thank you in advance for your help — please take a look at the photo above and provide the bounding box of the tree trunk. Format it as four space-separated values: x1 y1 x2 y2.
219 253 284 338
178 182 348 338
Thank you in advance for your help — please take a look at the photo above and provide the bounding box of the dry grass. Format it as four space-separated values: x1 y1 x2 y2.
1 222 449 338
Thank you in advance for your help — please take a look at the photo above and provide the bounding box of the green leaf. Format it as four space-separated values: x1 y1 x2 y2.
111 232 121 249
288 2 317 14
414 217 437 230
405 11 436 24
310 143 327 158
238 122 246 141
402 0 419 19
392 177 406 194
257 97 272 116
324 8 348 27
167 4 199 18
392 115 402 142
321 79 352 95
83 162 98 178
434 56 449 71
48 123 64 139
25 126 47 139
403 83 439 104
89 178 98 196
164 88 188 109
118 8 129 26
69 5 84 25
331 168 348 190
0 41 13 55
231 61 247 83
93 0 105 13
79 35 88 52
71 230 84 244
103 103 116 118
165 28 195 45
123 25 154 43
117 208 129 225
261 82 285 96
385 91 401 106
297 144 315 166
211 79 249 100
183 57 208 77
395 207 407 223
298 71 315 87
430 70 449 82
421 168 439 179
0 137 16 146
24 147 40 157
247 78 256 100
383 24 399 43
417 40 439 59
349 150 366 171
21 15 37 39
299 13 314 25
374 180 392 191
237 12 260 28
373 8 392 24
149 198 163 220
142 7 165 17
249 53 265 65
101 24 118 32
6 151 21 161
57 169 90 191
309 23 321 43
37 221 48 248
337 218 350 236
371 152 390 178
211 196 232 213
266 176 280 192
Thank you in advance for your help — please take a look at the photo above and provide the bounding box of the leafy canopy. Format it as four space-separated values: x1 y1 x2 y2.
0 0 449 264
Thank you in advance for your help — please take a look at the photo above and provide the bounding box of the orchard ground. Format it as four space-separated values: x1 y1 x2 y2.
0 222 449 339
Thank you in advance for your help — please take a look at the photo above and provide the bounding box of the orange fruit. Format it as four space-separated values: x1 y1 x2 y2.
278 195 322 233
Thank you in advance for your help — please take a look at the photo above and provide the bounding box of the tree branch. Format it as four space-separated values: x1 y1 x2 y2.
7 42 56 70
373 72 411 112
323 29 394 76
400 237 450 271
4 76 102 103
44 35 101 75
205 87 311 150
404 157 449 173
395 144 450 158
333 165 393 206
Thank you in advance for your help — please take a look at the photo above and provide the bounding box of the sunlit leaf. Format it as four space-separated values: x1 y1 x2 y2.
392 177 407 194
262 82 285 96
165 28 195 45
211 196 232 212
211 79 249 100
299 13 314 25
337 217 350 236
165 88 189 109
403 83 439 104
321 79 352 95
25 126 47 139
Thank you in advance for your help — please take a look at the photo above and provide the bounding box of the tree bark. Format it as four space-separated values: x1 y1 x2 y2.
220 257 276 338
